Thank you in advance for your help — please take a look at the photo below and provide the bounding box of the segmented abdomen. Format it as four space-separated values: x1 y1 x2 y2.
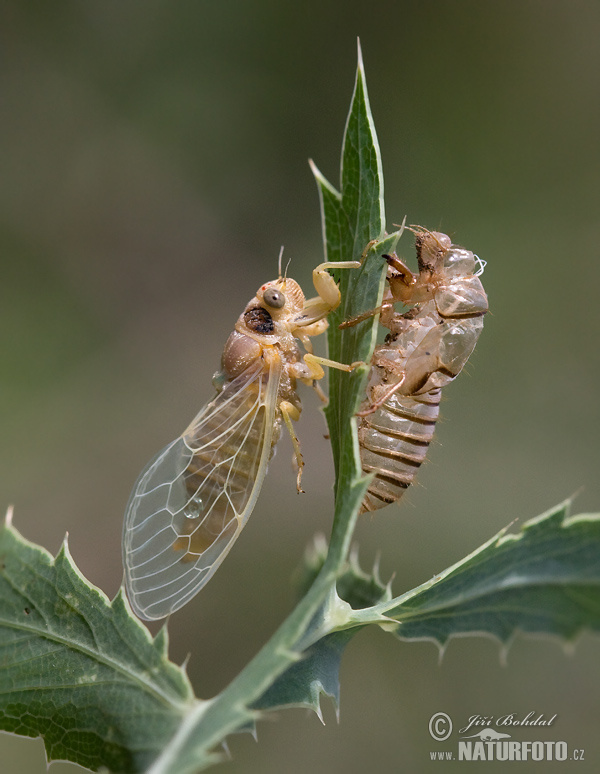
359 388 440 512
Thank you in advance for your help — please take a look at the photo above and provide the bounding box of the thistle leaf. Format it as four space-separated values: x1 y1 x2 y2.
252 630 354 718
0 516 200 773
349 501 600 646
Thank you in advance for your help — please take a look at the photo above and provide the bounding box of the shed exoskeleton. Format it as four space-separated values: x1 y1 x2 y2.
345 227 488 512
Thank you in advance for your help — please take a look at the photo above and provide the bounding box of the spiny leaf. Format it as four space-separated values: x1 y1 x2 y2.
255 541 393 718
0 515 200 773
311 43 389 456
252 630 354 719
349 500 600 646
295 534 391 610
311 42 403 565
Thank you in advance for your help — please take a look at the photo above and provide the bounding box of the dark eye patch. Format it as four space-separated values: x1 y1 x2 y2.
244 306 274 334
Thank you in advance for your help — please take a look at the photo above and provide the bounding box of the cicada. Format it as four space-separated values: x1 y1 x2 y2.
122 256 359 620
343 227 488 512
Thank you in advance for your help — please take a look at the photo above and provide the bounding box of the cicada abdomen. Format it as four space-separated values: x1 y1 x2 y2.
357 228 488 512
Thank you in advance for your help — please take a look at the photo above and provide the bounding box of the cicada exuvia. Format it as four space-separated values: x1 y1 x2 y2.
342 227 488 512
123 256 359 620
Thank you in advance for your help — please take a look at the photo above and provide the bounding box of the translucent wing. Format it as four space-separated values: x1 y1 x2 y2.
123 355 282 620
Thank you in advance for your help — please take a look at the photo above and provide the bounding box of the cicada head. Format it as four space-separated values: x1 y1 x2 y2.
258 277 305 317
236 277 306 343
413 228 452 273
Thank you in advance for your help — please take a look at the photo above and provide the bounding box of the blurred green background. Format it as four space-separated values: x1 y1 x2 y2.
1 1 599 772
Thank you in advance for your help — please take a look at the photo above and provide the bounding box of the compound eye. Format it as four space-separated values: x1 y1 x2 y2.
263 286 286 309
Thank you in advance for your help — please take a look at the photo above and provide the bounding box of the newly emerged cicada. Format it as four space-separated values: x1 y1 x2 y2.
123 256 359 620
343 227 488 512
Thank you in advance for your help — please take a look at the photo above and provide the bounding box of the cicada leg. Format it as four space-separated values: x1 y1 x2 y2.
339 303 386 330
280 351 362 491
294 352 362 403
303 353 361 378
297 260 361 326
340 248 418 330
279 399 305 493
356 375 408 417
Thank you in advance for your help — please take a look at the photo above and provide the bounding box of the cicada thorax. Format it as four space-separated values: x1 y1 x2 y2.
357 229 488 513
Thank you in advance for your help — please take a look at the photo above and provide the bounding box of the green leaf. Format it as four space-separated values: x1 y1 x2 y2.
348 500 600 645
294 534 391 610
252 630 354 718
311 46 387 455
311 41 403 567
0 514 201 773
256 539 392 717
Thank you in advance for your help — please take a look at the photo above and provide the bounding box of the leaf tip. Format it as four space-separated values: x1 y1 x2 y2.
309 158 329 190
436 640 448 665
314 697 326 725
522 497 572 533
314 684 341 724
181 651 192 675
498 638 512 667
356 37 364 73
4 504 14 528
54 532 72 567
56 532 74 569
153 621 171 656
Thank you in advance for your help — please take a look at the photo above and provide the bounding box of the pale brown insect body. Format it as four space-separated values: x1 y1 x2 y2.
123 259 359 620
355 229 488 512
